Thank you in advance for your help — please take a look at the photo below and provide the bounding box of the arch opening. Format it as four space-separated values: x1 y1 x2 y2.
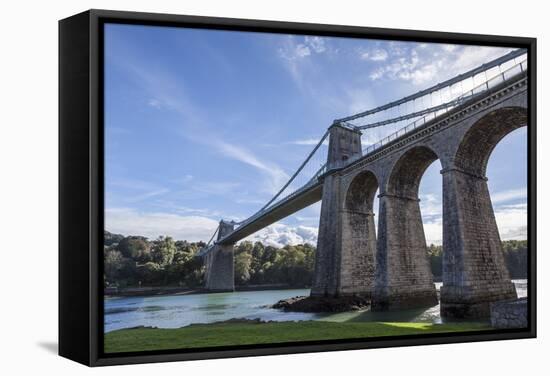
387 146 439 199
486 127 528 247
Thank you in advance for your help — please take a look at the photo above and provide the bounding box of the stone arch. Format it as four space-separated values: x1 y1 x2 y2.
454 106 527 176
344 170 379 213
339 170 380 296
373 145 440 310
386 145 440 199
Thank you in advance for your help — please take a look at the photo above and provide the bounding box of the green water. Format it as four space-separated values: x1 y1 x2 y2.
104 280 527 333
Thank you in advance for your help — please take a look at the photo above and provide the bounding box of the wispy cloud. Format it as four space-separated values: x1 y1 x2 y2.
108 178 170 203
287 138 329 146
277 35 330 89
359 48 389 62
109 52 289 196
124 188 170 203
213 140 289 194
105 207 219 242
192 181 242 196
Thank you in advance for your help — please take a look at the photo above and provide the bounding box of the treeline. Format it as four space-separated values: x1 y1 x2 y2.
104 231 527 288
103 231 314 288
428 240 528 280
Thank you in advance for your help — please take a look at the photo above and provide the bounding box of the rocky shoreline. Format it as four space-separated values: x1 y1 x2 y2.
272 295 370 313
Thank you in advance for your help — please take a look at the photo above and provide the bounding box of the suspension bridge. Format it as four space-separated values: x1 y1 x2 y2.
197 49 528 319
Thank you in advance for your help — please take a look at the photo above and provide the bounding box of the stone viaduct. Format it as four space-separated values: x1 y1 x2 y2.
201 70 528 319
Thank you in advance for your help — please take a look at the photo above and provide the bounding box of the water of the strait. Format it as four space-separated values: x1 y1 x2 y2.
104 279 527 332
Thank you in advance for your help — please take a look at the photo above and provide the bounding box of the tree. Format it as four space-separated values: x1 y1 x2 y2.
502 240 527 278
234 251 253 284
150 236 176 267
136 262 162 285
116 236 150 260
104 248 124 282
427 244 442 280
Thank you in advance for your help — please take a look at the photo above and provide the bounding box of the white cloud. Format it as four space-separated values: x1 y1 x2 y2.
371 49 389 61
105 207 219 242
367 44 512 86
419 200 527 245
491 187 527 204
359 48 389 62
420 193 442 217
441 44 458 52
277 35 331 89
294 43 311 58
305 36 326 53
423 217 443 246
494 203 528 241
245 223 318 248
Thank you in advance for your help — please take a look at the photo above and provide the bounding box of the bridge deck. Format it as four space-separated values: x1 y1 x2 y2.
218 182 322 245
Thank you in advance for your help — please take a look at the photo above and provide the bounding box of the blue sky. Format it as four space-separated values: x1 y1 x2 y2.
104 23 527 246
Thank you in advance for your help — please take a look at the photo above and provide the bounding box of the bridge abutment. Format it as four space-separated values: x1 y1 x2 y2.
440 168 517 318
204 221 235 292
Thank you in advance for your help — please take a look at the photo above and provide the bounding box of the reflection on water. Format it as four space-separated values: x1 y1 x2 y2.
104 280 527 333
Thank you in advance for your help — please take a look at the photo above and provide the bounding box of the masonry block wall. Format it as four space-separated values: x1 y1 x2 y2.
313 77 527 317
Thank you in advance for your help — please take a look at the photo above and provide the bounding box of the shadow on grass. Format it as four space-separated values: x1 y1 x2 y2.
343 307 433 323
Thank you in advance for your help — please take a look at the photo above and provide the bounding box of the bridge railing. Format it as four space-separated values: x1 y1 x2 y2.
361 57 527 156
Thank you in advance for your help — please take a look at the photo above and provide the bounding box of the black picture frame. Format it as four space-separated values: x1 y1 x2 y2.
59 9 537 367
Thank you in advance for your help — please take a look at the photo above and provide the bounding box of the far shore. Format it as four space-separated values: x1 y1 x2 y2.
104 284 309 298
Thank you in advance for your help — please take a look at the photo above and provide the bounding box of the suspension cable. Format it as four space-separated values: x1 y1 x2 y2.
334 48 526 124
258 130 329 212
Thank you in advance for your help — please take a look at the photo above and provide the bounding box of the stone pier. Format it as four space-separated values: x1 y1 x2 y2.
372 147 438 310
440 167 517 318
312 123 376 297
204 221 235 292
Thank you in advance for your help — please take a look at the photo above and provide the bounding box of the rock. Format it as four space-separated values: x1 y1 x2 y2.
490 298 528 329
272 295 370 313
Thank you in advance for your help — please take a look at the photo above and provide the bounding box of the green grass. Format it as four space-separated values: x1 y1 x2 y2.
104 321 492 353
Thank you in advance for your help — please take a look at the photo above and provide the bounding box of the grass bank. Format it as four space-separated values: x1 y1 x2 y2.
104 320 491 353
